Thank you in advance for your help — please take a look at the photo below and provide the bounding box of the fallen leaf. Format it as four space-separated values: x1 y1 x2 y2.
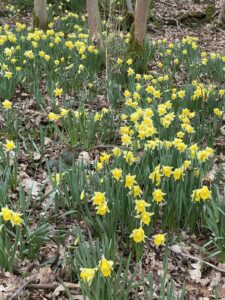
44 137 52 146
209 271 221 288
33 152 41 161
36 267 55 284
170 242 192 254
78 151 91 163
52 284 64 297
189 261 202 282
0 292 6 300
220 125 225 136
21 177 42 196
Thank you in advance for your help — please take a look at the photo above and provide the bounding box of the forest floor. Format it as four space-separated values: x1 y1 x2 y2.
0 0 225 299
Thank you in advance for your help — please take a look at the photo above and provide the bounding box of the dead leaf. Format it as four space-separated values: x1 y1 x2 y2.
78 151 91 163
189 261 202 282
204 163 218 183
44 137 52 146
223 113 225 122
36 267 55 284
52 284 64 297
0 292 6 300
220 125 225 136
33 152 41 161
170 242 192 254
21 178 42 196
209 271 221 288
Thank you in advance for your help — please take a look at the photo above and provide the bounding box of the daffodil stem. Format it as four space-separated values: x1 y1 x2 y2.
135 243 143 262
10 226 20 272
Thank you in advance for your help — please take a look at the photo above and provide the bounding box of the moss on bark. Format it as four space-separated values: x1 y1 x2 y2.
128 24 145 57
205 3 215 22
33 12 48 30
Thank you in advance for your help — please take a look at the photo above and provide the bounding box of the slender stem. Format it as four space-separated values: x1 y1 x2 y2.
10 226 21 272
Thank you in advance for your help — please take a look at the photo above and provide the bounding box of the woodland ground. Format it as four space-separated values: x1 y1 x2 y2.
0 0 225 299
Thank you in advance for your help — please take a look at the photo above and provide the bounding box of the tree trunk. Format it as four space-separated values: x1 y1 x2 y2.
126 0 133 13
134 0 149 46
33 0 48 30
86 0 103 47
218 0 225 24
128 0 150 56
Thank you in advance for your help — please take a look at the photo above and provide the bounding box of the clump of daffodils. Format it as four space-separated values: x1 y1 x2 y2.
92 192 110 216
80 255 113 285
0 207 23 226
191 186 211 202
51 172 65 186
135 200 154 226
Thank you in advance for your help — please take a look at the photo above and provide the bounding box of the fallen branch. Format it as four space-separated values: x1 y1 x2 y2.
177 11 206 22
148 237 225 274
169 246 225 274
157 11 206 26
159 0 176 8
156 13 185 35
10 276 80 299
217 27 225 33
10 275 36 300
27 282 80 290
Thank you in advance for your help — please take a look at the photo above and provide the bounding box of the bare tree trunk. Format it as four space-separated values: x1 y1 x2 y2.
126 0 133 13
86 0 103 47
33 0 48 30
218 0 225 24
134 0 149 46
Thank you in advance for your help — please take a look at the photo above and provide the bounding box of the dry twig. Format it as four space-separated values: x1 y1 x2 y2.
169 246 225 274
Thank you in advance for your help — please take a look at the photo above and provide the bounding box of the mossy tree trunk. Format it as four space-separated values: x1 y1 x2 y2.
33 0 48 30
218 0 225 24
86 0 103 48
128 0 150 56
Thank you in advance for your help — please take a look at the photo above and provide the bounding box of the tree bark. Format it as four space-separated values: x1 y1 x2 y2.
128 0 149 56
126 0 133 13
218 0 225 24
33 0 48 30
86 0 103 47
134 0 149 46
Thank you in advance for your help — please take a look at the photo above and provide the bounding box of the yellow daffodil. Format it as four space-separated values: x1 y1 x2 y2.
139 211 154 225
5 140 16 152
152 189 166 203
125 174 136 189
111 168 122 181
80 267 98 285
2 100 12 110
199 186 211 200
0 207 12 221
54 88 63 97
80 190 85 200
130 227 146 243
173 168 183 180
162 166 173 177
135 196 149 211
11 212 22 226
92 192 105 206
153 233 166 247
96 202 110 216
99 256 113 277
48 112 60 122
